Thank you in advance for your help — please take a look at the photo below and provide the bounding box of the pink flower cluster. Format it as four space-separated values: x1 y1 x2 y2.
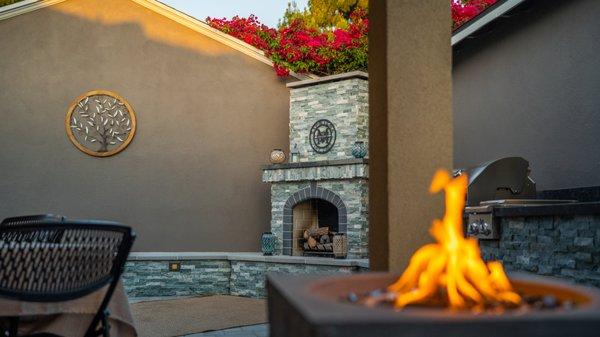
207 1 497 76
207 10 368 77
452 0 497 29
206 14 277 51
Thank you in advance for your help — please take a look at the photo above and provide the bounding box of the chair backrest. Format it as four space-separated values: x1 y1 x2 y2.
1 214 66 226
1 214 67 244
0 220 134 302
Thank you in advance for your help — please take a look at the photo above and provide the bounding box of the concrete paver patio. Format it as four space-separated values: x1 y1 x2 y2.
130 296 267 336
184 324 269 337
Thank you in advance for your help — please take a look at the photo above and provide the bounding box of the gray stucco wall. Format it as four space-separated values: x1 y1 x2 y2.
453 0 600 190
0 0 291 251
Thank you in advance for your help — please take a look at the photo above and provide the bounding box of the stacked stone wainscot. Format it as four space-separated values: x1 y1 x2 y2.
122 253 368 298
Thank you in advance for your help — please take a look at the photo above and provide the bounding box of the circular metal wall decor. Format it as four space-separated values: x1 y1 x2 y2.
66 90 137 157
309 119 336 154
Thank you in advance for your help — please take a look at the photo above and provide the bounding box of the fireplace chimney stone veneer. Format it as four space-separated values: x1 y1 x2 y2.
262 72 369 258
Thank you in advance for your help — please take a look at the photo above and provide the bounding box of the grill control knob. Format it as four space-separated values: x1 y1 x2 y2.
467 213 498 239
480 222 492 236
467 222 480 235
467 219 492 237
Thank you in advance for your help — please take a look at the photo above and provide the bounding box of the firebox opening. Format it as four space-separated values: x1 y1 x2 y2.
292 199 339 257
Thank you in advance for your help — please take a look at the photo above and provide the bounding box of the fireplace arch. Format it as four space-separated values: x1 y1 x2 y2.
282 185 348 255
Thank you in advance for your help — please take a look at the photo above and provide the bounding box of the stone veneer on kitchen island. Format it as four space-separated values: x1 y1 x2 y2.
479 202 600 288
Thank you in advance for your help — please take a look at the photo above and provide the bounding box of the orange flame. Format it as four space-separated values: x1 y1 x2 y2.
387 170 521 310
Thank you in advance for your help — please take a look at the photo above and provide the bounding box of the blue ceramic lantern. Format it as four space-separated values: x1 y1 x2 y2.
351 141 367 158
261 232 276 256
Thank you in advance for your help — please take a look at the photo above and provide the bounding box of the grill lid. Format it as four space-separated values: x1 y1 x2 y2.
456 157 536 207
479 199 576 206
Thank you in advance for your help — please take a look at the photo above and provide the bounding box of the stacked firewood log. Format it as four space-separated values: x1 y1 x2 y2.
301 226 335 252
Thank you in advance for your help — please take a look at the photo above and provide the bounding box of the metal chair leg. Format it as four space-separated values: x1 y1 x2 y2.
89 309 110 337
8 317 19 337
101 309 110 337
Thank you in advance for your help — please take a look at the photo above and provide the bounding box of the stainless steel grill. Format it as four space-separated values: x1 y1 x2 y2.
458 157 575 239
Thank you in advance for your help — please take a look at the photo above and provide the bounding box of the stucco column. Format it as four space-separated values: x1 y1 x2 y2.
369 1 453 272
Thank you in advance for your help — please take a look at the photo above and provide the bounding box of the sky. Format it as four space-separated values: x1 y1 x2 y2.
161 0 309 28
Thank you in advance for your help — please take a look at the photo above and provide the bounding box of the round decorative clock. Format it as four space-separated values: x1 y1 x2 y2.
309 119 336 154
65 90 137 157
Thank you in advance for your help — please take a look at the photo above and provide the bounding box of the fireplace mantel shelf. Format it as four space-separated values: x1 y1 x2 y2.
262 158 369 183
263 158 368 171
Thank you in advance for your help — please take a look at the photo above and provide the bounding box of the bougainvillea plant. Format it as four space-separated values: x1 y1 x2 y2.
207 9 368 77
206 0 496 77
452 0 497 30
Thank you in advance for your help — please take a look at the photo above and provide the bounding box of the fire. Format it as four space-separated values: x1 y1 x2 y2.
387 170 521 310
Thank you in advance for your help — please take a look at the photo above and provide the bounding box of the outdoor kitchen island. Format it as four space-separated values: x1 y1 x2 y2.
457 158 600 288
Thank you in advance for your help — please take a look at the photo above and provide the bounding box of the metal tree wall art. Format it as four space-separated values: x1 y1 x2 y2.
65 90 137 157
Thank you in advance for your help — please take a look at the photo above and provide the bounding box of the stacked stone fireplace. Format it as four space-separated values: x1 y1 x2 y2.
262 72 369 259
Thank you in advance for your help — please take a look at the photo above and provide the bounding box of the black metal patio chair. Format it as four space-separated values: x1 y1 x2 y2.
0 220 135 337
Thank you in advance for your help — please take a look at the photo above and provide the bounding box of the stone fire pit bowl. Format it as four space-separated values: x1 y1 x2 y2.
267 272 600 337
